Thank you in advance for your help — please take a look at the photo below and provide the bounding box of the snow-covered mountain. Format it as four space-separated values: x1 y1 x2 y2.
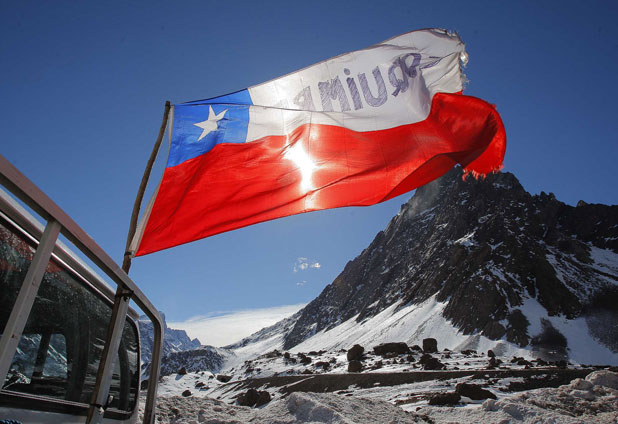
231 169 618 365
158 345 234 376
139 312 202 365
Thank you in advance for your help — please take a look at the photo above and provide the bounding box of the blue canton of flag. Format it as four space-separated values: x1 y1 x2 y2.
167 90 252 167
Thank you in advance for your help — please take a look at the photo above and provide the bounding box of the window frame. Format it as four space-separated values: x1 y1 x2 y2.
0 212 141 419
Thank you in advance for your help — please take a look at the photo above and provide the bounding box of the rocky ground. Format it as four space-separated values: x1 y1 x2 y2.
142 342 618 423
141 369 618 423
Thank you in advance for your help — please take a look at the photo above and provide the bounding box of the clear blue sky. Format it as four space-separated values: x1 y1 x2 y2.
2 1 617 322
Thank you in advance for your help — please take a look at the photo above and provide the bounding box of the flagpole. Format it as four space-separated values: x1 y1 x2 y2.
122 100 171 274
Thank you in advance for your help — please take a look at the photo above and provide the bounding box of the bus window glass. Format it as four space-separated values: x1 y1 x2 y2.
0 218 35 335
0 218 138 412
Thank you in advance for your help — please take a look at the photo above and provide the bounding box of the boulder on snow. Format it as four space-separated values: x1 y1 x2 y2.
373 342 410 356
455 383 497 400
237 388 271 407
488 357 502 368
428 392 460 405
487 350 496 358
347 344 364 361
419 354 445 370
178 367 187 375
422 338 438 353
315 361 330 370
348 360 363 372
299 353 312 365
181 389 192 397
216 374 232 383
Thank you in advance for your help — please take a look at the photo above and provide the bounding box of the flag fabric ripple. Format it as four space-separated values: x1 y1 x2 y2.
131 29 506 256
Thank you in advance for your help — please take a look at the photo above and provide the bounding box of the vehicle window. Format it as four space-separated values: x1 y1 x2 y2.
0 218 139 411
0 218 35 336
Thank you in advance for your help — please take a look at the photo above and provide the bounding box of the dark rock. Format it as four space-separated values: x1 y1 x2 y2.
238 388 272 407
195 381 205 388
424 358 446 370
140 379 149 390
374 342 410 356
299 354 312 365
347 344 364 361
487 350 495 358
373 360 383 369
236 389 255 406
257 390 271 406
455 383 497 400
422 338 438 353
488 357 502 368
419 353 445 370
428 392 461 405
308 351 318 356
315 361 330 370
181 389 192 397
284 352 291 359
461 350 476 355
260 350 281 359
301 369 313 374
348 360 363 372
410 345 423 352
407 355 416 362
178 367 187 375
216 374 232 383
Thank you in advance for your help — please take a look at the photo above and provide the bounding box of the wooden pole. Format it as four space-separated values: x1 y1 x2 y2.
122 101 171 273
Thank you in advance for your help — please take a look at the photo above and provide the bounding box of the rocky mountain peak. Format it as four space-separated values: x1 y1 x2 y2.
139 312 202 364
270 168 618 357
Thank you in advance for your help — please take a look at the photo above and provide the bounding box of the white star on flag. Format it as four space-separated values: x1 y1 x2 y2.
194 106 227 141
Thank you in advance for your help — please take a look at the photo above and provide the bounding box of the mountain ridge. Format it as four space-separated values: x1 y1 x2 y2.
230 168 618 364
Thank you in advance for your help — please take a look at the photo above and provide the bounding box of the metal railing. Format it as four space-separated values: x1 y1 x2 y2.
0 153 163 424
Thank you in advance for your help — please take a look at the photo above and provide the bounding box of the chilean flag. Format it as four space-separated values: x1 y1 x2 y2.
131 29 506 256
